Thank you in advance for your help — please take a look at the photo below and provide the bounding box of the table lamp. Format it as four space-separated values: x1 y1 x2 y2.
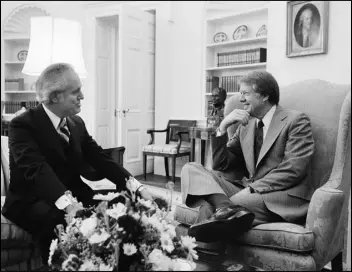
22 16 87 78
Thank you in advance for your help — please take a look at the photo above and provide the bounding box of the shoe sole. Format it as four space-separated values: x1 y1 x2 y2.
189 211 255 243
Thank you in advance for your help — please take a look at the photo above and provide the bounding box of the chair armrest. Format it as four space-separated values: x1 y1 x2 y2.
175 131 189 153
306 187 345 269
146 128 168 145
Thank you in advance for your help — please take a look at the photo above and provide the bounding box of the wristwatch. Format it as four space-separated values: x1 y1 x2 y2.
136 185 145 196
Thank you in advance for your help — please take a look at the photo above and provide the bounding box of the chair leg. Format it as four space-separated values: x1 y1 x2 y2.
164 157 169 178
143 154 147 181
172 156 176 183
331 252 343 271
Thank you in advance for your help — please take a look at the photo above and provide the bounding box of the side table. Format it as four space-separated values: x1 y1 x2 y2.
188 126 216 166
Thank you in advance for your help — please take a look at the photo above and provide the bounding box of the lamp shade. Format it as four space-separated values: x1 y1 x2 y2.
22 16 88 78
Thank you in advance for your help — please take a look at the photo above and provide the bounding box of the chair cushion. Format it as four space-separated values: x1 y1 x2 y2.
1 196 35 249
174 204 314 253
142 142 191 155
236 223 314 253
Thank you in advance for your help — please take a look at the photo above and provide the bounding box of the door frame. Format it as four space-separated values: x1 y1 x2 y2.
85 1 161 154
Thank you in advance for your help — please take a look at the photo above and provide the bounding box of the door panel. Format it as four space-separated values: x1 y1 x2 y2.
95 20 116 148
118 4 155 175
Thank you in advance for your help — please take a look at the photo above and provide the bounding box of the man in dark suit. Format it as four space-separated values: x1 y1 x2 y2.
182 71 315 242
1 63 153 262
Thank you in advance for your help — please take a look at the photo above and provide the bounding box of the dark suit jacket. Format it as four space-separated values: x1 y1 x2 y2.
2 104 131 226
211 105 315 222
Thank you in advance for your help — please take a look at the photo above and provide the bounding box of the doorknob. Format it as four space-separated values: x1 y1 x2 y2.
122 108 130 117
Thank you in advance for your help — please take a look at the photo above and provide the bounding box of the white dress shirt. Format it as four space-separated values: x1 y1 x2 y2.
258 105 276 140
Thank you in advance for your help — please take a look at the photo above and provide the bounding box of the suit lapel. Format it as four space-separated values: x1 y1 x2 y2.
34 105 66 160
256 106 287 167
241 119 256 176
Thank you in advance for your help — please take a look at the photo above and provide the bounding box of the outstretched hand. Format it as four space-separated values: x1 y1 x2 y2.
139 187 154 201
65 202 84 224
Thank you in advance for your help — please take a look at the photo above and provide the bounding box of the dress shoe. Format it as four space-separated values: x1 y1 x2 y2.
188 205 255 243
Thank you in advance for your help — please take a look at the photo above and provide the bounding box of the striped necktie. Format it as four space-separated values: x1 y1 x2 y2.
58 118 70 143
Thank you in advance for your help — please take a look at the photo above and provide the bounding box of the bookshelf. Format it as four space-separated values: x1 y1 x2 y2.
203 5 268 117
2 5 49 123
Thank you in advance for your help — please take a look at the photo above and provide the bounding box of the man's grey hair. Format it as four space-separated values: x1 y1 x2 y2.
35 63 75 104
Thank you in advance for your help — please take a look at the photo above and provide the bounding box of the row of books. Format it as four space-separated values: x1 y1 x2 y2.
206 75 244 93
206 76 220 93
220 75 244 93
4 101 39 114
217 47 267 67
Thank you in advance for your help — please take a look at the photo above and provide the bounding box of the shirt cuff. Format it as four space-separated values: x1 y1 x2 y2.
55 195 73 210
127 178 144 193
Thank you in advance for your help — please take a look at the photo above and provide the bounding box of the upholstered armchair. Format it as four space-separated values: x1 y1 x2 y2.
174 80 351 270
142 119 197 182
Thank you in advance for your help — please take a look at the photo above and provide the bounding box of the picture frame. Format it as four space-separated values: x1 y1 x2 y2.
286 1 329 58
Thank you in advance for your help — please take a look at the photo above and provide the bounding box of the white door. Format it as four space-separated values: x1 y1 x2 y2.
118 4 155 175
95 19 116 148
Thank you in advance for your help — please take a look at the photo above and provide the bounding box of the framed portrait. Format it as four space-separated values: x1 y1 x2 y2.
286 1 329 58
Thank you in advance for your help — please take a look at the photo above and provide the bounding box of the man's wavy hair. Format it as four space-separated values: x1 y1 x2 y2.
35 63 75 104
239 71 280 105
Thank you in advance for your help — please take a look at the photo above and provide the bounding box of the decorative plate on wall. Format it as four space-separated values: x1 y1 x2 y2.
17 50 28 61
256 24 267 37
233 25 248 40
213 32 227 43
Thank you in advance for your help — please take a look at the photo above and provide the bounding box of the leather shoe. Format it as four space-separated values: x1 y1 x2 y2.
188 205 255 243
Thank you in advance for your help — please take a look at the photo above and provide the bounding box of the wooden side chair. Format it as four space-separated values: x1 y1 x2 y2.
142 119 197 182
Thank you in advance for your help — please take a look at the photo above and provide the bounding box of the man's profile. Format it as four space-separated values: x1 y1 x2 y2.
294 4 321 48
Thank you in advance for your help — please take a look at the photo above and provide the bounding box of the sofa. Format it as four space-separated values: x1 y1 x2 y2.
1 136 42 271
1 134 126 271
174 79 351 270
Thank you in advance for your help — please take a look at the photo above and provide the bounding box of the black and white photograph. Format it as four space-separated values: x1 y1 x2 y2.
1 1 351 271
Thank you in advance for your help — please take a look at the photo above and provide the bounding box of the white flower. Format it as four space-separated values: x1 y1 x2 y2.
123 243 137 256
138 198 153 209
99 263 113 271
152 254 173 271
93 192 120 201
79 217 98 237
181 236 197 249
147 214 164 232
106 202 127 219
181 236 198 260
160 233 174 253
88 228 111 244
148 248 163 264
78 259 97 271
48 239 58 265
165 224 176 238
131 212 141 221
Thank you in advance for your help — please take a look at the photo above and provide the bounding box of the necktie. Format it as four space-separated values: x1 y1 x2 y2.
254 119 264 164
58 118 70 143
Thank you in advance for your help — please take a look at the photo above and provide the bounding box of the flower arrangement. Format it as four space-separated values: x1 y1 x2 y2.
48 178 198 271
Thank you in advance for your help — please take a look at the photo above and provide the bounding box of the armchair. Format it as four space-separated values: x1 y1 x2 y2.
174 80 351 270
142 119 197 182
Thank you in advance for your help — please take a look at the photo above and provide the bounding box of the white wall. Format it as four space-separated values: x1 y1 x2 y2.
267 1 351 86
153 1 206 176
1 1 91 130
